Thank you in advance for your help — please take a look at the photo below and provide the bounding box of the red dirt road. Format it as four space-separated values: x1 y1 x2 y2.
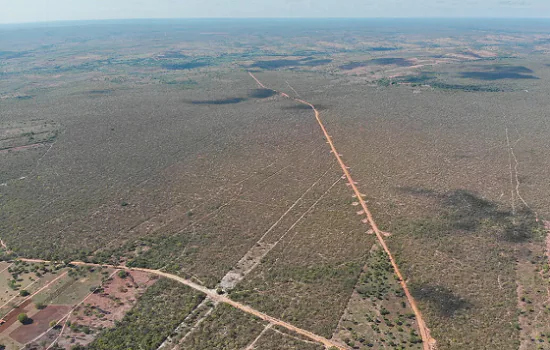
248 71 436 350
18 259 349 350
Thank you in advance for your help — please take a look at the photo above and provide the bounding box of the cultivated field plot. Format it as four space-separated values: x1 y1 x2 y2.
0 261 67 318
1 18 550 350
0 263 118 350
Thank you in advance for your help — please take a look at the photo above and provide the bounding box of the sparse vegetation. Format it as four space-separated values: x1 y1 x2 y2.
1 18 550 350
88 278 204 350
179 303 266 349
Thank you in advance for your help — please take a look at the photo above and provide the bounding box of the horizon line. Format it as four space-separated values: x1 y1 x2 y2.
2 16 550 26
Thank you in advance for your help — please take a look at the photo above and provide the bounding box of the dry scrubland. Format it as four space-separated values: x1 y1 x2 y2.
252 59 550 349
1 19 550 349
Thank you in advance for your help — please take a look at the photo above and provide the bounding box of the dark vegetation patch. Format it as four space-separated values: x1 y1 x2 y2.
397 74 436 84
411 284 471 318
369 47 399 51
459 65 538 80
458 50 484 59
87 89 112 95
395 74 505 92
88 278 204 350
340 57 412 70
300 59 333 66
162 61 210 70
15 95 34 100
339 61 367 70
397 186 437 197
369 57 413 66
158 51 188 59
396 188 542 242
191 97 247 105
430 82 502 92
356 248 403 298
250 57 331 70
292 50 327 56
461 71 538 80
249 88 276 98
158 78 198 87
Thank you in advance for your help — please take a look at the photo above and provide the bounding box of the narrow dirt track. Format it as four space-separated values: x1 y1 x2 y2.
18 258 349 350
248 72 436 350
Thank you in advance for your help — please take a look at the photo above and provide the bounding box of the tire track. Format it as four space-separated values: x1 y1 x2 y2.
219 166 334 290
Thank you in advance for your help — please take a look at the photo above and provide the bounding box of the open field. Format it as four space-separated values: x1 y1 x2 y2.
1 18 550 349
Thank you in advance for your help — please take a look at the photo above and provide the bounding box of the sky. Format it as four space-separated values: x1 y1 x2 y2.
1 0 549 24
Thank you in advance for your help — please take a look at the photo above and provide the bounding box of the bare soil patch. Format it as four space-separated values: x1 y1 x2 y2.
9 304 71 344
58 270 155 348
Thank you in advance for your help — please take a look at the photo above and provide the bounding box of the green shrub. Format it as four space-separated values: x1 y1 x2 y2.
18 313 31 325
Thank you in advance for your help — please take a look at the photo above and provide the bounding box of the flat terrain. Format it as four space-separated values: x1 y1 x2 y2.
1 18 550 349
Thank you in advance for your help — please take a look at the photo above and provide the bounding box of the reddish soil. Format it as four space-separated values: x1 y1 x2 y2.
74 270 155 327
9 304 71 344
0 299 32 332
58 270 156 348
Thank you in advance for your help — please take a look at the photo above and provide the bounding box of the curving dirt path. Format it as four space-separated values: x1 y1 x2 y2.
248 72 436 350
18 258 349 350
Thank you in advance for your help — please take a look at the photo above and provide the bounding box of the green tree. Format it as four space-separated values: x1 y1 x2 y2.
19 290 29 297
17 313 30 325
